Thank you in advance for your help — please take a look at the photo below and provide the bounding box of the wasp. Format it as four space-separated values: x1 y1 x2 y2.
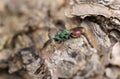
54 27 83 42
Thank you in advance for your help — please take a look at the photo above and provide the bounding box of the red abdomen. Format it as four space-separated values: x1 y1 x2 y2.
71 30 81 37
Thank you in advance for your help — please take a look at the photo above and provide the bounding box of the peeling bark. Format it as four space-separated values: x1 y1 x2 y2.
0 0 120 79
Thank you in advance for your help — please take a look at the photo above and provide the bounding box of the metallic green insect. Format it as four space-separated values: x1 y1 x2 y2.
54 30 72 41
54 27 82 42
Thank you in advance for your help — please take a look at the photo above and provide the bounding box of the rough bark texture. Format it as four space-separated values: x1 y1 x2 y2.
0 0 120 79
